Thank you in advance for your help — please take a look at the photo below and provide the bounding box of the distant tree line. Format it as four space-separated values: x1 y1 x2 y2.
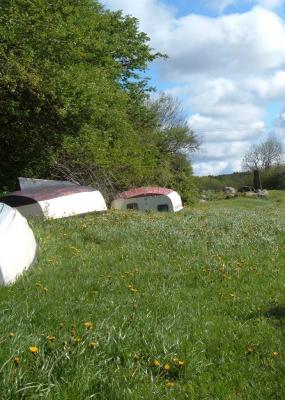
0 0 198 201
196 138 285 192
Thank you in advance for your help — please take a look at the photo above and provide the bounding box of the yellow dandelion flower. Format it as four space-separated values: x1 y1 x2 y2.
89 341 97 349
173 357 179 364
9 332 15 338
163 363 171 371
84 321 93 330
14 357 20 366
70 246 80 254
43 287 48 292
47 335 56 342
29 346 39 354
154 359 160 367
165 381 175 388
178 360 185 366
272 352 279 357
247 346 254 354
130 288 138 293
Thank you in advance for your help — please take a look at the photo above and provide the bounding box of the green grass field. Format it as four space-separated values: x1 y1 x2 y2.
1 192 284 399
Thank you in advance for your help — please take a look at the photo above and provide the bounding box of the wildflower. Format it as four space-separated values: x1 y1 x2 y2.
89 341 97 349
165 380 175 388
9 332 15 338
163 363 171 371
154 359 160 367
247 345 254 354
130 288 138 293
173 357 179 364
272 352 279 357
14 357 20 366
47 335 56 342
84 321 93 330
43 287 48 293
70 246 80 254
29 346 39 354
35 283 43 288
178 360 185 366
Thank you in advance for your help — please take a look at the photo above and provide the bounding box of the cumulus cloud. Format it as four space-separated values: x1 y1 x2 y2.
158 7 285 80
103 1 285 175
256 0 285 9
271 110 285 148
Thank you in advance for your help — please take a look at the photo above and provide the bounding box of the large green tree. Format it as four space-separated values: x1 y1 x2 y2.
0 0 159 189
0 0 198 200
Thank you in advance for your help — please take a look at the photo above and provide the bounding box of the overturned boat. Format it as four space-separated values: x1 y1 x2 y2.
0 203 37 285
111 187 183 212
1 178 107 219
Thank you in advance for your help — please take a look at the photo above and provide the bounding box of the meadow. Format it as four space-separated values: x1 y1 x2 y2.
0 192 284 399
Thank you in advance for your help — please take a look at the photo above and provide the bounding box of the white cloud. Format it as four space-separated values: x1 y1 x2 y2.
157 7 285 80
256 0 285 9
209 0 285 13
203 0 236 14
271 110 285 147
103 1 285 175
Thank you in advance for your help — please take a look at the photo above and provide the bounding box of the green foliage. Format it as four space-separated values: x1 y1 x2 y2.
261 165 285 189
195 172 252 192
195 168 285 193
0 0 196 196
0 196 285 398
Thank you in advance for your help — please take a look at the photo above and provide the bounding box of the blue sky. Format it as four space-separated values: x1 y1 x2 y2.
163 0 253 17
103 0 285 175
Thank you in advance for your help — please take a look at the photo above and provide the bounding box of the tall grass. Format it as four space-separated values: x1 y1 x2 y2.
0 193 284 399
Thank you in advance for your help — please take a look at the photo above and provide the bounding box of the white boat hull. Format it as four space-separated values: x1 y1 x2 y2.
0 204 37 285
15 191 107 219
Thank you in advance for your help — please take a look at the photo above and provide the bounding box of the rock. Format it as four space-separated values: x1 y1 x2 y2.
238 186 255 193
245 189 268 198
257 189 269 197
245 191 258 198
224 186 236 194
